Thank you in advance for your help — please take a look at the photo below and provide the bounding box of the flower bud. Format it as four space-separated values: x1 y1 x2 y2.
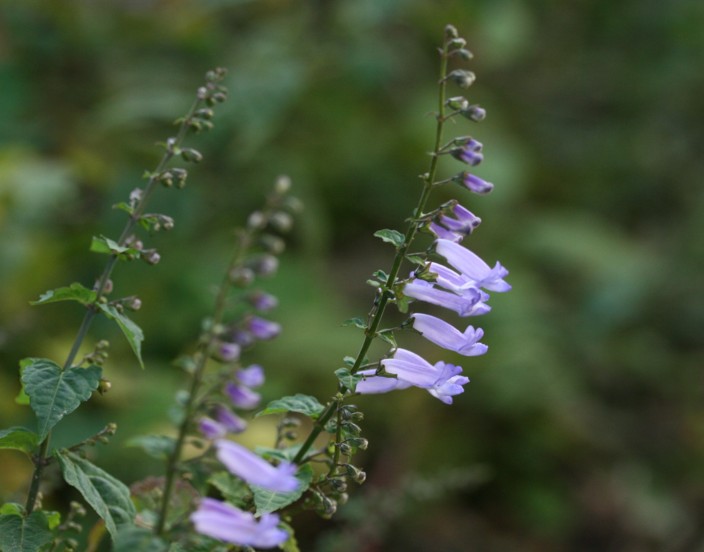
249 254 278 276
457 48 474 60
141 249 161 265
260 234 285 255
329 477 347 492
247 211 266 229
274 174 292 194
446 96 469 111
270 212 293 232
98 378 112 395
343 464 366 484
446 69 476 89
180 148 203 163
461 104 486 122
445 24 459 39
229 267 255 287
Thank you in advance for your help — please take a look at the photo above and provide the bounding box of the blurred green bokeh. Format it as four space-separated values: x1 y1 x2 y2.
1 0 703 550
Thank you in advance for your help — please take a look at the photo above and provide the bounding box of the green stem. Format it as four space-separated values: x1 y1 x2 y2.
293 38 452 466
24 96 205 516
155 232 249 536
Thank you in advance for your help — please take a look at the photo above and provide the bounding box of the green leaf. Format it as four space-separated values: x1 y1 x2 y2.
113 527 167 552
21 359 102 441
255 445 304 463
405 254 426 266
0 512 53 552
125 435 176 460
97 304 144 368
373 228 405 248
372 269 389 282
30 282 97 307
90 235 136 256
55 450 136 540
207 471 252 509
335 367 363 393
341 317 366 329
0 427 38 454
0 504 23 516
113 202 134 215
377 330 397 348
251 464 314 515
44 511 60 530
256 394 325 419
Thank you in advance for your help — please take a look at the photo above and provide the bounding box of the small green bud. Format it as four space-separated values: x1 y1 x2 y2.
339 442 352 456
229 267 255 287
260 234 285 255
141 249 161 265
247 211 266 229
457 48 474 60
98 378 112 395
448 37 467 48
446 69 476 89
180 148 203 163
270 212 293 232
445 24 459 39
274 174 291 194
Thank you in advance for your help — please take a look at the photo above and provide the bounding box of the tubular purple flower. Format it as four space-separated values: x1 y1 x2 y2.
247 316 282 340
411 313 488 356
403 278 490 317
237 364 265 388
217 342 241 362
456 172 494 194
450 146 483 166
216 406 247 434
435 239 511 292
357 349 469 403
248 291 278 312
225 382 261 410
215 439 299 492
191 498 288 549
429 221 462 242
198 416 227 440
439 204 481 236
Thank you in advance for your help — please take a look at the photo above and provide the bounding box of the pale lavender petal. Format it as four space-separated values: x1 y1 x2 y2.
198 417 227 440
216 406 247 434
225 382 261 410
435 239 511 292
428 372 470 404
216 440 299 492
380 348 439 387
412 313 488 356
237 364 265 388
404 279 488 317
429 221 462 242
248 291 278 312
247 316 282 340
191 498 288 548
218 342 241 362
356 369 412 394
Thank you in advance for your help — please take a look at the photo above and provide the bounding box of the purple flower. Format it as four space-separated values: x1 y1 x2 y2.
217 342 241 362
357 348 469 404
455 172 494 194
215 439 299 492
198 416 227 440
411 313 488 356
403 278 490 317
237 364 265 388
435 239 511 292
191 498 288 549
247 316 281 340
248 291 279 312
225 382 261 410
450 146 483 166
430 204 482 242
216 406 247 434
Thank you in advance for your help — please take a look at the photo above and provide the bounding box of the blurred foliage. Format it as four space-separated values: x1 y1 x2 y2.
1 0 703 550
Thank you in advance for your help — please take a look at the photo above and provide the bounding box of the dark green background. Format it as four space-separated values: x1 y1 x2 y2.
1 0 703 550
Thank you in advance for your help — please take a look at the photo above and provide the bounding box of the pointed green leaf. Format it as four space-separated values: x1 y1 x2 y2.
0 504 23 516
251 463 313 515
377 330 397 348
30 282 97 307
373 228 405 248
255 445 304 463
97 304 144 368
256 394 324 419
21 359 102 441
335 368 363 393
0 512 53 552
207 471 252 509
279 522 300 552
341 317 366 329
90 235 137 256
55 450 136 540
0 427 38 454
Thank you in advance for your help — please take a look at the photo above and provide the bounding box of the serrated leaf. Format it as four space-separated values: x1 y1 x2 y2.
373 228 405 248
21 359 102 442
0 504 23 516
207 471 252 509
30 282 97 307
97 304 144 369
56 450 136 540
251 464 313 515
0 427 38 454
335 368 363 393
125 435 176 460
113 527 167 552
341 317 366 329
90 235 134 256
0 512 53 552
256 394 324 419
405 254 426 265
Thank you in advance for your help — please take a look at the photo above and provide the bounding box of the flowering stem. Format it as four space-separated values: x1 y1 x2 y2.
24 95 206 516
293 36 452 466
155 230 249 536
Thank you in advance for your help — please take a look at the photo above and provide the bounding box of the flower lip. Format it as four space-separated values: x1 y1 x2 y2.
215 439 299 493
